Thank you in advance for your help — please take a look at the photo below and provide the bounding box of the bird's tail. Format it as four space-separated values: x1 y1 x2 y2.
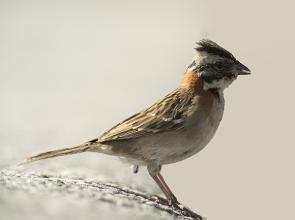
20 144 92 165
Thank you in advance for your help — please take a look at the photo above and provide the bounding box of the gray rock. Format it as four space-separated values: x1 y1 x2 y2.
0 168 203 220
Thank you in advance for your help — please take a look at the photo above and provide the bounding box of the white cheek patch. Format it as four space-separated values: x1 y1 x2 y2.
203 78 235 90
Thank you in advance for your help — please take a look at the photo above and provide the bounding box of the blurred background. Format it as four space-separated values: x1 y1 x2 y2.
0 0 294 219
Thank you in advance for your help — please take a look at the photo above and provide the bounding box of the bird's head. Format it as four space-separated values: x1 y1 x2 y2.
188 39 251 91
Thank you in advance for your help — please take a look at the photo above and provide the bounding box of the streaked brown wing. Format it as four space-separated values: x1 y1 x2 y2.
97 89 195 143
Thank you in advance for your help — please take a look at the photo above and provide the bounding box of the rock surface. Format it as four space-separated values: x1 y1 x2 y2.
0 168 203 220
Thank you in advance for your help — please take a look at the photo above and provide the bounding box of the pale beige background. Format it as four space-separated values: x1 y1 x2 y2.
0 0 294 220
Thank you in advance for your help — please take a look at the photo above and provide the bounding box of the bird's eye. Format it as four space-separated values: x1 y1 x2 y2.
215 62 223 70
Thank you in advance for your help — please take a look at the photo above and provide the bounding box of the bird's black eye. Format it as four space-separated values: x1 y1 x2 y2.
215 62 223 70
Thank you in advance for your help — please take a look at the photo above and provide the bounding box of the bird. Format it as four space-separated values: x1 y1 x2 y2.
22 39 251 217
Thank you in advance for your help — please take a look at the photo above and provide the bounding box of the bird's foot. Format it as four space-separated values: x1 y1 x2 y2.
171 202 203 220
149 195 169 205
150 195 203 219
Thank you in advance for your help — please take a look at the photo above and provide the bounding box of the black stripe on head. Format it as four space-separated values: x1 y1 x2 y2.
195 39 236 60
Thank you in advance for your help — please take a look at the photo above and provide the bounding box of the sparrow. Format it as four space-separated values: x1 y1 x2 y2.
22 39 251 218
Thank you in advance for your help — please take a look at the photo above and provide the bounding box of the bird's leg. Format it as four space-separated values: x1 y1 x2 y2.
147 163 179 206
147 163 203 220
155 172 179 206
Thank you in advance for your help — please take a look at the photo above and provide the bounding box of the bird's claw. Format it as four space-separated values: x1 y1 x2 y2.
150 195 169 205
150 195 202 219
172 204 203 220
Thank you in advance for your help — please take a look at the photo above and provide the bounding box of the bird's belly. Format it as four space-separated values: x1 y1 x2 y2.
164 118 221 164
159 114 222 164
130 97 224 165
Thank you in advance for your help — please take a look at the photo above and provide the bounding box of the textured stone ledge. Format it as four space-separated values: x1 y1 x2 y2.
0 168 204 220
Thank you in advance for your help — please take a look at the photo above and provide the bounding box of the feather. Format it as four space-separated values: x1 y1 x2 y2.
98 89 196 143
195 39 235 60
20 144 91 165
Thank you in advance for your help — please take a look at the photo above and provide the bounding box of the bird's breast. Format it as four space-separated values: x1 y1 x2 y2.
160 91 225 164
127 90 225 165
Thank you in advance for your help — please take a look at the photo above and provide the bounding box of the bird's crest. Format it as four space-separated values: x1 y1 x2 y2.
195 39 235 60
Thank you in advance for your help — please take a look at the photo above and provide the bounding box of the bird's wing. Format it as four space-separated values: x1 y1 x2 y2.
96 89 196 143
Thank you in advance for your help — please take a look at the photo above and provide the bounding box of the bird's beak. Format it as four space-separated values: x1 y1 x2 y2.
235 60 251 75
